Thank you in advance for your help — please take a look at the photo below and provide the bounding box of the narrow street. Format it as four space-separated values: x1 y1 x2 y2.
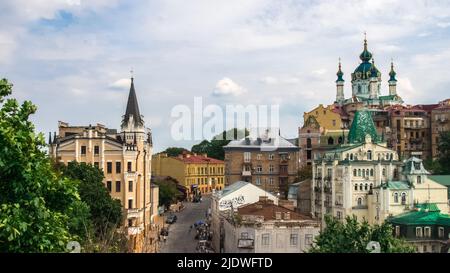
159 196 211 253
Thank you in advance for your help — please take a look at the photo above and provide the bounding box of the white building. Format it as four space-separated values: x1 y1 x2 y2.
211 181 279 252
222 197 320 253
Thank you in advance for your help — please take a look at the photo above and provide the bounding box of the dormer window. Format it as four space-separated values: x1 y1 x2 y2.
367 150 372 160
417 176 422 184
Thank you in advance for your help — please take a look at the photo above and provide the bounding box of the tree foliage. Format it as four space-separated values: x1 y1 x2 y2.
310 215 415 253
60 162 123 237
153 178 183 207
191 128 249 160
161 147 190 157
424 131 450 174
296 165 312 182
0 79 87 252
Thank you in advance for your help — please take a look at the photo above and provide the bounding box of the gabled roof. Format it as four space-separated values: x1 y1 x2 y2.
428 175 450 186
402 157 430 175
375 181 411 190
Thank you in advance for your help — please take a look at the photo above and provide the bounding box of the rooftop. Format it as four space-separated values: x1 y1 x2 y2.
238 199 313 222
388 203 450 226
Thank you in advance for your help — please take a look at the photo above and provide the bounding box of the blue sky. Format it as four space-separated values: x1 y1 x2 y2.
1 0 450 152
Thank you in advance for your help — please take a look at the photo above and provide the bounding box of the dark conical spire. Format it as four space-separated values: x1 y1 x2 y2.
389 60 397 82
122 77 144 127
336 58 344 82
359 33 373 62
48 132 52 145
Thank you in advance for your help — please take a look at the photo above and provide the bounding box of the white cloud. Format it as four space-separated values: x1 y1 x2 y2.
260 76 279 85
213 78 247 97
109 78 131 90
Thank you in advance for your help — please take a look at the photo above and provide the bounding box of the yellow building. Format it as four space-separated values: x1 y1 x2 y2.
49 77 160 252
152 153 225 195
303 104 344 132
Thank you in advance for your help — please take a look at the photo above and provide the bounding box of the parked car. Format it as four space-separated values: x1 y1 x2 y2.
166 214 177 224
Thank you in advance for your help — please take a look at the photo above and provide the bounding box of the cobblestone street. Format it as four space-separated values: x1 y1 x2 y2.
159 196 211 253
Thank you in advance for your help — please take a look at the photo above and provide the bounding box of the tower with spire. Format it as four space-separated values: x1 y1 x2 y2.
389 60 398 96
335 58 345 104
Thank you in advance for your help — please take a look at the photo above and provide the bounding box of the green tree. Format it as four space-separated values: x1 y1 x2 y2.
424 131 450 174
0 79 87 252
191 128 249 160
60 162 122 237
310 215 415 253
161 147 190 157
153 178 183 207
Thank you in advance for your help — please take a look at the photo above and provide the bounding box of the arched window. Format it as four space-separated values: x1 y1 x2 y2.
357 198 363 206
358 169 361 176
307 138 312 148
401 193 406 205
365 184 368 191
350 154 354 161
393 168 399 179
328 137 334 145
366 169 370 177
360 184 363 191
358 85 362 94
370 169 374 176
417 176 422 184
370 183 373 191
353 169 357 176
355 184 358 191
394 193 399 203
338 136 343 144
382 168 386 176
367 150 372 160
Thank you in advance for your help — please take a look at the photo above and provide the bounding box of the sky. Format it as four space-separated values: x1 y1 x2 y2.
1 0 450 153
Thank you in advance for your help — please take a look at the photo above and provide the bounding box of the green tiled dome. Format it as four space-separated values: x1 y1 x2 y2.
348 110 379 144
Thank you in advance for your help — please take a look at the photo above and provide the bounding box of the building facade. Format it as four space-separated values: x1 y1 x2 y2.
431 99 450 159
221 197 320 253
388 203 450 253
312 110 449 226
152 152 225 195
224 131 300 196
49 78 159 252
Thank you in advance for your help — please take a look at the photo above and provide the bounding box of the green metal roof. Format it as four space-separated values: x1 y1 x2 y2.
388 203 450 226
429 175 450 186
348 110 379 144
375 181 411 190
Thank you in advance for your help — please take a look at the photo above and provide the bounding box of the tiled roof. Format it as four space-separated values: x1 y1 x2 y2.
175 155 224 164
348 110 379 144
238 200 312 221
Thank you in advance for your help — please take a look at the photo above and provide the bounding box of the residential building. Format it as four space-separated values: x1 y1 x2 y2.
152 152 225 195
210 181 279 252
288 179 312 216
48 77 159 252
221 197 320 253
431 99 450 159
224 130 300 196
312 110 449 226
388 203 450 253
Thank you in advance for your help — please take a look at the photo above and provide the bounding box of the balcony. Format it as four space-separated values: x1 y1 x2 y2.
352 205 368 210
242 170 252 177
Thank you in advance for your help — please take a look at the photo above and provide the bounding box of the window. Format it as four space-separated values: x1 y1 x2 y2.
269 165 274 173
364 184 368 191
128 199 133 209
382 168 386 176
305 234 313 247
416 227 423 238
327 137 334 145
394 193 399 203
354 184 358 191
128 219 133 227
241 232 249 239
115 181 121 192
401 193 406 205
81 146 86 155
370 169 374 176
290 234 298 246
360 184 363 191
438 227 445 238
128 181 133 192
370 183 373 191
269 154 275 160
357 198 362 206
244 152 251 162
127 162 132 172
350 154 354 160
424 227 431 238
307 150 312 160
256 165 262 173
116 162 121 173
417 176 422 184
367 150 372 160
261 234 270 246
307 138 312 148
269 178 274 185
358 169 361 176
107 162 112 174
94 162 99 168
257 154 262 160
106 181 112 192
353 169 357 176
256 177 261 186
94 145 99 155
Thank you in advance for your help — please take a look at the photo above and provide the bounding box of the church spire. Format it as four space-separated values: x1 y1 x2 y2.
359 33 373 63
336 58 344 82
122 76 144 128
389 60 397 82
